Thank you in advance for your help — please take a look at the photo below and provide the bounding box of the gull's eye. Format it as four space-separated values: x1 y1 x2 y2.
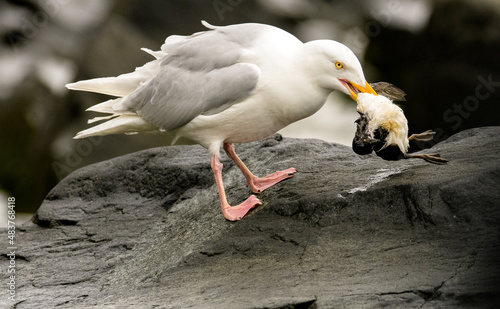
335 61 344 69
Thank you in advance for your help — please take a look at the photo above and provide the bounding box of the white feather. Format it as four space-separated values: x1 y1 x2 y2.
66 49 164 97
356 93 409 153
75 115 156 139
85 98 120 113
87 115 117 124
140 47 166 60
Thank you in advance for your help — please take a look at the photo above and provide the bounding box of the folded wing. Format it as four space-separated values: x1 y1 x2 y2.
67 21 262 137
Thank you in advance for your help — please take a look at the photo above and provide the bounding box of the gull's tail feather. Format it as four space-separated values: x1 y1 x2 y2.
74 114 156 139
68 47 169 139
66 48 164 97
86 98 120 114
66 77 136 97
85 98 136 124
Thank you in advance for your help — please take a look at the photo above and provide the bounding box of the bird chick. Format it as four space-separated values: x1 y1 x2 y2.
353 89 447 165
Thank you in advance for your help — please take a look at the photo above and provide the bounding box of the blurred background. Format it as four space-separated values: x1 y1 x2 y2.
1 0 499 223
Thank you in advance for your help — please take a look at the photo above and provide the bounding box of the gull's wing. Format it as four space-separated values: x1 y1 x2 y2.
115 22 262 131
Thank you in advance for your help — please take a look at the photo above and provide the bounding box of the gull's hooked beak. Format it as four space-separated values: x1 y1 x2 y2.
339 79 378 101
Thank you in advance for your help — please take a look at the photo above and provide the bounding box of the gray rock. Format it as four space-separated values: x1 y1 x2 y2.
2 127 500 308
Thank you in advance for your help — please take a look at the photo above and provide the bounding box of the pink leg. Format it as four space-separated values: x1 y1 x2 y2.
211 155 262 221
223 143 297 194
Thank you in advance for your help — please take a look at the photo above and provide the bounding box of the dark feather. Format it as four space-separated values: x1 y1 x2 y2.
370 82 406 102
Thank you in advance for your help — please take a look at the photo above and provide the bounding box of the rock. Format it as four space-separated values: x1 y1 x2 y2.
2 127 500 308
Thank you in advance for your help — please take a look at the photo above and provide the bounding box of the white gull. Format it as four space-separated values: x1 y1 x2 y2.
66 21 377 221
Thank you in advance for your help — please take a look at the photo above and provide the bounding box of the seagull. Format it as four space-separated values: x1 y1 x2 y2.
352 89 448 165
66 21 378 221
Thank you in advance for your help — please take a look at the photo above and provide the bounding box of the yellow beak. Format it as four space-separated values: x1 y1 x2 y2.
341 80 378 101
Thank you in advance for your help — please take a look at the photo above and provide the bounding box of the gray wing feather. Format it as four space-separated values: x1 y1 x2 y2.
120 24 263 130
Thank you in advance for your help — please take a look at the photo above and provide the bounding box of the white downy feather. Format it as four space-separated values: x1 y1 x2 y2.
356 93 409 153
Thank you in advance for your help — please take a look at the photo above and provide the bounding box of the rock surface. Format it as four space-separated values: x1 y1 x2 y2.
2 127 500 308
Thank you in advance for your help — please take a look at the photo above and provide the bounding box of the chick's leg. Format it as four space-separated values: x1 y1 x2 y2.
403 153 448 165
409 130 436 142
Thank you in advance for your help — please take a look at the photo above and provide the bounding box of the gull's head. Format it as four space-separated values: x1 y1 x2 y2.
352 93 409 157
304 40 377 100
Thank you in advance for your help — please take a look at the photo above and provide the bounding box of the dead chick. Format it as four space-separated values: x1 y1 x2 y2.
352 86 447 165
